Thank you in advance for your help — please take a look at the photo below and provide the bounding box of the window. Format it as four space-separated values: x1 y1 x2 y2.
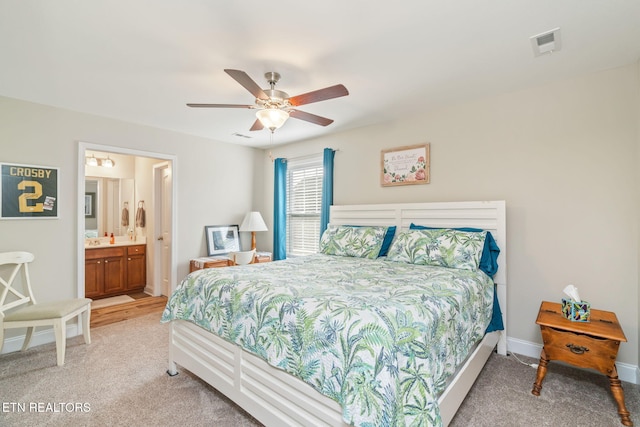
286 155 323 257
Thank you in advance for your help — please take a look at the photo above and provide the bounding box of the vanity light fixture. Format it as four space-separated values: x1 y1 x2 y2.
102 157 115 168
85 155 116 168
86 155 98 167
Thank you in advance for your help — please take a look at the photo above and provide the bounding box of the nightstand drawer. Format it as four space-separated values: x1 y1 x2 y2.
255 254 271 263
540 326 620 374
189 258 231 272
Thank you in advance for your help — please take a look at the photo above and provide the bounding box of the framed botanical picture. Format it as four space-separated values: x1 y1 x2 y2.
1 162 59 219
205 225 240 256
381 144 430 186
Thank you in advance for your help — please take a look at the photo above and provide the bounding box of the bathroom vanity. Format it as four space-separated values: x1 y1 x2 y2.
85 242 146 299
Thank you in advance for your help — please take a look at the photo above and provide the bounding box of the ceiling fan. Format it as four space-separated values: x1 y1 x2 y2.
187 69 349 132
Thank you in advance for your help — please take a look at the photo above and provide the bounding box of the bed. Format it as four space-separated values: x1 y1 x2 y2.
163 201 507 426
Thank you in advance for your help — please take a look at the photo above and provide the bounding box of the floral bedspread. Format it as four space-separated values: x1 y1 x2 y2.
161 254 494 426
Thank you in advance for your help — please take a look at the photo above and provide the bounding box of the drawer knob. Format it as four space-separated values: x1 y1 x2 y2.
566 343 589 355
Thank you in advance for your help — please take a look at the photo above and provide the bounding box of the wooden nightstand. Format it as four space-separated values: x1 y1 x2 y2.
253 252 272 263
532 301 632 426
190 252 272 273
189 257 231 272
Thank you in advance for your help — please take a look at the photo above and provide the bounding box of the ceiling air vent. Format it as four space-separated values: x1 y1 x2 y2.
530 27 561 57
232 132 252 139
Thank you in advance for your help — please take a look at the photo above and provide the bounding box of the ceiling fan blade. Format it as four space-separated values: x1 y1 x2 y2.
289 109 334 126
186 103 254 108
224 69 269 101
288 84 349 107
249 118 264 131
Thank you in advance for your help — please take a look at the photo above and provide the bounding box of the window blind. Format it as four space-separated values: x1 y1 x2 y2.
286 155 323 257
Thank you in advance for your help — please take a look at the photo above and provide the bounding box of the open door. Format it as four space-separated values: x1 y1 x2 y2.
154 163 172 296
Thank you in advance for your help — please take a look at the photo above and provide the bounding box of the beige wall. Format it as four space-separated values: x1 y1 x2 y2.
260 63 640 367
0 96 259 339
1 63 638 371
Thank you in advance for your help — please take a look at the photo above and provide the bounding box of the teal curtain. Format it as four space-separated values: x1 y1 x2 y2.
320 148 335 238
273 158 287 260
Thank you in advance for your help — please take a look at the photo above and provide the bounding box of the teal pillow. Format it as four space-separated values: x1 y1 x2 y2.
379 226 396 257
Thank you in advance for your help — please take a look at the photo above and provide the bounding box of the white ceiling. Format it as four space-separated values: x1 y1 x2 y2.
1 1 639 148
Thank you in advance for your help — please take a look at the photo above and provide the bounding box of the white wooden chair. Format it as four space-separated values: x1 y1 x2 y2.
0 251 92 366
230 249 256 266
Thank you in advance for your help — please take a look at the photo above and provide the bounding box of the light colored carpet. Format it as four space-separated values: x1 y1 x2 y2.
90 295 135 309
451 353 640 427
1 313 638 426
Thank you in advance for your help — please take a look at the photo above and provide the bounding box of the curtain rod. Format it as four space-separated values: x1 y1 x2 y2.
268 148 340 163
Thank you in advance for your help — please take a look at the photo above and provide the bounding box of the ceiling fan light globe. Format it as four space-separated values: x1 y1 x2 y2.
256 109 289 131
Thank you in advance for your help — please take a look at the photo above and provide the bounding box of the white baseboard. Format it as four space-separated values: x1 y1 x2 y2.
507 337 639 385
1 324 80 355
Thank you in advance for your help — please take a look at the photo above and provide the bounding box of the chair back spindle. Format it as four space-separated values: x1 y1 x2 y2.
0 252 35 314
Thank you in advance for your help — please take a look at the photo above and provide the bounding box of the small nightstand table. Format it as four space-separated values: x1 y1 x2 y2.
532 301 632 426
190 257 230 272
190 252 272 273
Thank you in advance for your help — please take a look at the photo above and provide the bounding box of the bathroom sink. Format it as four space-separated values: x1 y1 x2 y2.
85 237 146 248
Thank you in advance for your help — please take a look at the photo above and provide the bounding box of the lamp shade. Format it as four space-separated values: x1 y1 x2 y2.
256 108 289 131
240 211 268 232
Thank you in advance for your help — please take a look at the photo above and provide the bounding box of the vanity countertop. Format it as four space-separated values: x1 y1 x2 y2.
85 237 146 249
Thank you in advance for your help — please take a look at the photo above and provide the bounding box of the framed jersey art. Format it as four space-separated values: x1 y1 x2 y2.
1 162 59 219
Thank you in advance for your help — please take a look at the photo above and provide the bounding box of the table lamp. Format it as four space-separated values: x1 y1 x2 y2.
240 211 268 250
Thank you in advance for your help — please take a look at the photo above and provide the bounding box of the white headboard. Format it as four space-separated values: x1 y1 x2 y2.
330 200 507 354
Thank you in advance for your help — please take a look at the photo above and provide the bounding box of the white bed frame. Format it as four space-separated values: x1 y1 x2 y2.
168 201 507 426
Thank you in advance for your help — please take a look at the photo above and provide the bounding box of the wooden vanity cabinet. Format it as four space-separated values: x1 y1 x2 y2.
85 247 126 299
85 244 146 299
126 245 146 291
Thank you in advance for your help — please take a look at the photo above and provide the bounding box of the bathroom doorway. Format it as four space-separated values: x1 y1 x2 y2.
76 142 177 302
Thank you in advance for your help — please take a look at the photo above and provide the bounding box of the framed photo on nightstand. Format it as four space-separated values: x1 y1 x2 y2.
205 224 240 256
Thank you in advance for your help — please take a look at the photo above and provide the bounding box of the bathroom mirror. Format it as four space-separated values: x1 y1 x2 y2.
84 177 134 237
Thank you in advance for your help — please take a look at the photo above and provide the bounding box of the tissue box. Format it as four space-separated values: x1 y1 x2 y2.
561 298 591 322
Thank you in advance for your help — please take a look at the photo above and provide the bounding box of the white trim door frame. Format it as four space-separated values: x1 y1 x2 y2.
76 142 178 306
